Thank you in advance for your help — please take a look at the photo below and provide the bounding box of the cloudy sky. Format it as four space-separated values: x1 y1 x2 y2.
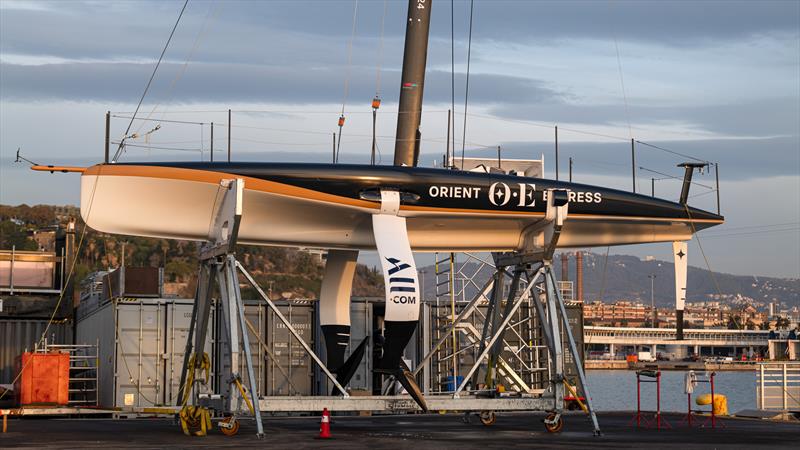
1 0 798 278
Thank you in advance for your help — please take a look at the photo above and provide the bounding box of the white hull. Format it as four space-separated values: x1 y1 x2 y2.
81 170 695 251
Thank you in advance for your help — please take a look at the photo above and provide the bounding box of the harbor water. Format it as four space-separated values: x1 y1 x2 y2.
585 370 756 413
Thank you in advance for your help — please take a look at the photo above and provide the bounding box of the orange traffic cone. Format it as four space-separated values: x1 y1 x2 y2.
318 408 332 439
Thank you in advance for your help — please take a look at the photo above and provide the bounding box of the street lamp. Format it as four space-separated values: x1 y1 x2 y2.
648 274 657 328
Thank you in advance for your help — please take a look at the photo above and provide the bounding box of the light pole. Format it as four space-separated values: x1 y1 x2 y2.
418 269 426 302
648 274 656 328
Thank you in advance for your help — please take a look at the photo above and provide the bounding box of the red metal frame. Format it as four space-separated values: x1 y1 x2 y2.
681 372 725 429
629 370 671 430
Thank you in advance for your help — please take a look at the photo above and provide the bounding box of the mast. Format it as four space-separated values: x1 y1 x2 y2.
394 0 432 167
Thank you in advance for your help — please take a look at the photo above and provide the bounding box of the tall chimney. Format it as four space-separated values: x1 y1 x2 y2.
393 0 432 167
576 251 584 302
561 253 569 282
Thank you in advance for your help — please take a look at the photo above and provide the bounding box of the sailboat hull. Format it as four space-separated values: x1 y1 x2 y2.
80 162 723 251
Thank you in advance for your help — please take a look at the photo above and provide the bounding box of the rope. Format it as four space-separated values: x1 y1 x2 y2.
179 352 212 436
460 0 475 170
112 0 189 162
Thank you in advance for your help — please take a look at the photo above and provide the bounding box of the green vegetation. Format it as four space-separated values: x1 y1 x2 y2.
1 204 383 299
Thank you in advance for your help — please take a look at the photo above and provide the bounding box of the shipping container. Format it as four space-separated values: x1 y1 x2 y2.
0 250 57 290
217 299 316 398
75 298 215 408
102 266 163 301
0 319 72 386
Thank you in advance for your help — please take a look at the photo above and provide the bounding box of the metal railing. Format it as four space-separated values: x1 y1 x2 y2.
757 362 800 410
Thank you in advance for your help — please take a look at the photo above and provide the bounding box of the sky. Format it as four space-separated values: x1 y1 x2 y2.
0 0 798 278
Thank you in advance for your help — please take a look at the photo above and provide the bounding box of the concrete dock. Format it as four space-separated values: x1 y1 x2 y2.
2 412 797 449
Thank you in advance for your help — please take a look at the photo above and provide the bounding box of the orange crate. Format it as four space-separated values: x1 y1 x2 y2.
15 352 70 406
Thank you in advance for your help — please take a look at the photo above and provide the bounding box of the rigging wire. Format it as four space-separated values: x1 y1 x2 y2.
375 0 388 98
683 205 729 323
337 0 360 163
702 221 800 233
450 0 455 168
112 0 189 163
460 0 475 170
371 0 388 165
698 227 800 239
638 166 714 190
635 140 708 163
135 0 220 136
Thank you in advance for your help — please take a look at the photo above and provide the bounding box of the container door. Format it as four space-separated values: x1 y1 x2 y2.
115 302 162 407
165 301 215 406
346 300 372 393
266 302 315 396
237 301 265 397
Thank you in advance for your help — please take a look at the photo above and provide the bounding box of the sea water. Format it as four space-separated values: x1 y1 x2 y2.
585 370 756 413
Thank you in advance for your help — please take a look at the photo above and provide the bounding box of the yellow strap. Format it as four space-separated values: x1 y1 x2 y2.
235 378 255 415
563 380 588 413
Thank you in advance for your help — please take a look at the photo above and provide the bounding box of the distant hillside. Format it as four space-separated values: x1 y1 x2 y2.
577 252 798 308
419 252 799 309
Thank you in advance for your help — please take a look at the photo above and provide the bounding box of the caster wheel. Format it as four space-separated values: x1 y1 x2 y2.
220 417 240 436
479 411 496 426
544 413 563 433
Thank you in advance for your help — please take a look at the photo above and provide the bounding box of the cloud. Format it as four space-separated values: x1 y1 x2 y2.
0 61 561 105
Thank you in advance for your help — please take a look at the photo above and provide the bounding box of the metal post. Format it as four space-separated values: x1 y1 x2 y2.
371 109 377 165
210 122 214 162
227 255 264 437
550 268 601 435
715 163 721 214
445 109 451 168
710 372 716 428
555 126 559 180
9 245 14 295
656 371 661 429
568 157 573 182
332 133 336 163
104 111 110 164
227 109 231 162
631 138 636 193
649 274 656 327
394 0 432 167
449 253 458 388
636 372 641 427
497 145 501 170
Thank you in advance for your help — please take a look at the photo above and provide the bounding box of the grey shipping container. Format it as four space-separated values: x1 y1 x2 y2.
0 319 72 386
219 299 316 398
75 298 215 408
